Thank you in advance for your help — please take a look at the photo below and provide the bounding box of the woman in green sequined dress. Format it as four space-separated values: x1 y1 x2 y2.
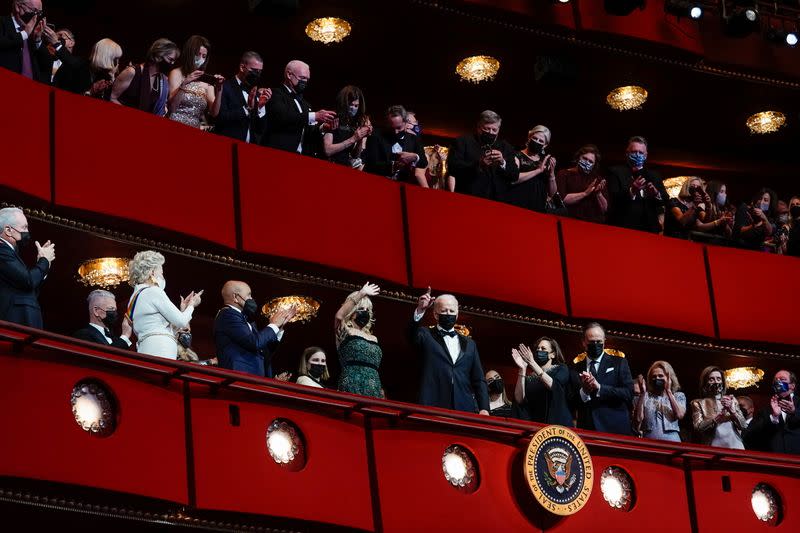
335 282 383 398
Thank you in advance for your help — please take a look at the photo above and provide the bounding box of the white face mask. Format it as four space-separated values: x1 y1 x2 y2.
194 56 205 69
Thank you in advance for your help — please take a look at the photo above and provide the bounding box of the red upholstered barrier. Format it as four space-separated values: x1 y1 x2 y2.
0 69 51 201
707 247 800 345
237 143 409 284
54 91 237 248
561 218 715 337
404 187 568 315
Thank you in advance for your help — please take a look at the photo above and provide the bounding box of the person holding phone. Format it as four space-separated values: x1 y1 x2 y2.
733 188 775 251
167 35 224 129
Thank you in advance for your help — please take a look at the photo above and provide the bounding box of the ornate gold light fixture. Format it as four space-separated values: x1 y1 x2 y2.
606 85 648 111
456 55 501 83
77 257 130 289
262 296 321 323
305 17 351 44
746 111 787 134
724 366 765 390
663 176 693 199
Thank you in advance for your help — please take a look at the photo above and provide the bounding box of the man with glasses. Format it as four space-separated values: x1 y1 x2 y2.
0 207 55 328
73 290 132 349
0 0 54 81
261 59 336 156
215 50 271 143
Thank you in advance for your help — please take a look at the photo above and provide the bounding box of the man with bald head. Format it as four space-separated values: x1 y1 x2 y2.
409 287 489 415
261 59 336 155
213 280 296 377
73 289 132 349
1 0 55 81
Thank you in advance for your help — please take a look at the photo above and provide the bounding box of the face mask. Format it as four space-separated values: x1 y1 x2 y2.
707 382 723 396
10 228 31 248
294 78 308 94
308 363 326 379
578 159 594 174
627 152 646 168
438 313 457 331
194 56 205 69
177 332 192 349
778 214 790 225
348 105 359 117
535 350 551 365
158 60 173 75
791 205 800 219
410 124 422 136
773 381 790 396
760 202 771 213
353 309 371 328
101 310 118 329
716 192 727 207
488 379 505 395
651 377 666 391
155 276 166 290
479 132 496 146
527 139 544 155
241 298 259 321
586 341 604 360
243 70 260 88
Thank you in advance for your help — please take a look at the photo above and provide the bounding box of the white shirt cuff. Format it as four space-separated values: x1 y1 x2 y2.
268 323 284 341
413 310 424 322
580 389 592 403
119 335 132 347
257 106 266 118
770 414 781 424
20 30 29 41
308 112 317 126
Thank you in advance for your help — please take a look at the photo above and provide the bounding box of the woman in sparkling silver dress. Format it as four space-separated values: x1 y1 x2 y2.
167 35 224 129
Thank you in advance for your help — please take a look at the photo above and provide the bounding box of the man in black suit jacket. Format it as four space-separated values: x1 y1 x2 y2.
364 105 428 185
214 51 270 143
448 110 519 200
73 289 133 349
574 322 633 435
261 60 335 156
607 136 669 234
0 1 52 82
0 207 55 329
744 370 800 455
408 287 489 414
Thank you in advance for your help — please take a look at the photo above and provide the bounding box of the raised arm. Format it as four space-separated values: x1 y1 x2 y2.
335 281 380 332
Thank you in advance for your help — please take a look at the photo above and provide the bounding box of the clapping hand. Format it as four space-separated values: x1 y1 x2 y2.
257 88 272 108
269 305 298 329
721 395 734 412
517 344 536 368
579 371 598 394
275 371 293 382
315 109 337 124
779 398 796 415
122 315 133 339
644 182 660 199
543 155 557 177
770 396 782 418
631 176 647 194
636 374 646 395
416 286 435 315
511 348 527 370
665 373 672 393
35 240 55 263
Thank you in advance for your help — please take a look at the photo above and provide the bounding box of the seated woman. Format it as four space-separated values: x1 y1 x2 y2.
665 177 731 239
691 366 746 449
323 85 372 169
733 188 775 251
127 250 202 360
633 361 686 442
296 346 330 388
168 35 224 129
512 338 573 426
335 282 383 398
503 125 558 213
557 144 609 224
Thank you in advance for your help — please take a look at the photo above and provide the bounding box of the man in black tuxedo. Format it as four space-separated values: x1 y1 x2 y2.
214 51 270 143
73 289 133 349
744 370 800 455
0 0 53 82
574 322 633 435
607 136 669 233
408 287 489 415
261 59 336 156
0 207 55 328
364 105 428 185
448 110 519 200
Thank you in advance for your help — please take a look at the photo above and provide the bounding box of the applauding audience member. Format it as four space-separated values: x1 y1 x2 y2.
449 110 519 200
335 282 383 398
409 287 489 415
364 105 427 184
557 144 609 224
0 207 55 328
323 85 372 169
704 180 734 239
512 339 573 426
111 38 178 116
633 361 686 442
691 366 746 449
665 177 728 239
215 51 269 143
503 125 557 213
168 35 224 129
296 346 330 388
733 188 775 251
0 0 51 81
73 289 132 349
744 370 800 454
737 395 755 427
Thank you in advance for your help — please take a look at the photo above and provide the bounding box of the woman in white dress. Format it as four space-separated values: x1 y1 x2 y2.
127 251 202 359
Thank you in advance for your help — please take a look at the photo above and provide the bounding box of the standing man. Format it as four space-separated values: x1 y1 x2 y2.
607 136 668 233
73 289 132 349
0 207 55 328
0 0 53 81
214 280 295 378
574 322 633 435
364 105 428 186
214 51 271 143
261 60 336 156
744 370 800 454
409 287 489 415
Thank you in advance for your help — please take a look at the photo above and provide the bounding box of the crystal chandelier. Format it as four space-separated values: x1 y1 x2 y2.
305 17 351 44
746 111 786 134
606 85 648 111
77 258 130 289
456 55 501 83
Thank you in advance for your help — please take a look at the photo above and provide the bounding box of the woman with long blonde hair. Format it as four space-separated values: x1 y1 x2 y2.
634 360 686 442
334 281 383 397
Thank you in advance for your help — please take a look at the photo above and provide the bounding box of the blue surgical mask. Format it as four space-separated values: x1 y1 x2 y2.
716 192 726 206
411 124 422 135
773 380 790 396
348 105 359 117
578 159 594 174
760 201 770 213
194 56 205 69
627 152 646 168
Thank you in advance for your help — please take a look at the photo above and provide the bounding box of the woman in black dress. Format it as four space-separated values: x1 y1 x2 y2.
512 337 573 426
322 85 372 169
502 125 558 212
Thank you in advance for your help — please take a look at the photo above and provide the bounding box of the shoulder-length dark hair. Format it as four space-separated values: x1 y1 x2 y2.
335 85 366 129
179 35 210 76
534 336 566 365
298 346 330 381
751 187 776 217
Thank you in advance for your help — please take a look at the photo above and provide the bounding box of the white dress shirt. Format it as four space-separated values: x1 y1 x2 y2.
236 77 266 143
580 354 604 403
89 322 131 347
12 16 41 48
283 84 317 153
413 311 459 364
226 304 283 340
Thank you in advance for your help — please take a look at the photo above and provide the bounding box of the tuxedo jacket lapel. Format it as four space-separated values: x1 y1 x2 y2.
455 335 468 365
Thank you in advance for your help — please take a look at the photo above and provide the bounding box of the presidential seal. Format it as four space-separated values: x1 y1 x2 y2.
524 425 593 516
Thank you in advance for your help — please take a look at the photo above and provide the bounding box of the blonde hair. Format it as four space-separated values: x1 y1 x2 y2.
678 177 704 201
343 291 374 333
89 38 122 80
646 360 681 394
528 125 551 145
128 250 165 287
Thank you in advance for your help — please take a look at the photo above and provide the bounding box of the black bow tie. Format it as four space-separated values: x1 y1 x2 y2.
440 329 457 338
103 328 112 338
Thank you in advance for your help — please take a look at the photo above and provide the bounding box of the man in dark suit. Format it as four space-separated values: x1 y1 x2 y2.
213 280 295 377
364 105 428 185
607 136 669 234
214 51 270 143
409 287 489 415
448 110 519 200
744 370 800 454
0 0 53 82
73 289 132 349
0 207 55 328
261 59 336 156
574 322 633 435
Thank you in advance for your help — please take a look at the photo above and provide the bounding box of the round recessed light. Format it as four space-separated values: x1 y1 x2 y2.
70 379 117 437
689 6 702 19
751 483 782 526
442 445 479 492
786 33 798 47
266 419 306 471
745 9 757 22
600 466 635 511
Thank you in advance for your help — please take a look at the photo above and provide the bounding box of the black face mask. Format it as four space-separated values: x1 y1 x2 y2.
651 377 666 391
241 297 259 321
308 363 326 379
14 230 32 248
438 313 457 331
178 332 192 349
158 61 173 75
243 70 260 88
294 78 308 94
527 139 544 155
535 350 551 366
706 382 724 396
101 310 118 329
479 132 496 146
791 205 800 219
488 378 505 395
353 309 371 328
586 341 604 360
